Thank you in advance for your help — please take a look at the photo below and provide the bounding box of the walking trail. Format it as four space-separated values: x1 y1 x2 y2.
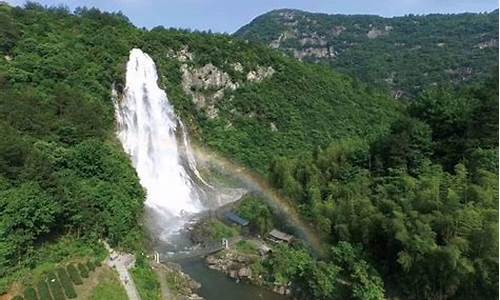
103 241 141 300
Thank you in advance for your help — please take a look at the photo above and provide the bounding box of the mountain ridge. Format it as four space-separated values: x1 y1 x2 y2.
234 8 499 98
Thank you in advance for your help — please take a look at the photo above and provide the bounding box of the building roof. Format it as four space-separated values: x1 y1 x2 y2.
224 212 249 226
268 229 293 243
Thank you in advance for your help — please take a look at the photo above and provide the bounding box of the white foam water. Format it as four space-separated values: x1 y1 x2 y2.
114 48 204 237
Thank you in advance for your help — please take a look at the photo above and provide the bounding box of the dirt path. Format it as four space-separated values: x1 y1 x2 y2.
106 254 141 300
103 242 141 300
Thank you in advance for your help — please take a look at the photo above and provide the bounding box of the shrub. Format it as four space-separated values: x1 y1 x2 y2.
46 272 65 300
77 263 89 278
131 258 161 300
66 265 82 285
86 261 95 271
12 295 24 300
56 268 77 298
94 259 102 267
23 287 37 300
36 281 53 300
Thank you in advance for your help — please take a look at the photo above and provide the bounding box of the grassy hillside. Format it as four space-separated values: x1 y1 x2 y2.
235 9 499 98
0 2 400 293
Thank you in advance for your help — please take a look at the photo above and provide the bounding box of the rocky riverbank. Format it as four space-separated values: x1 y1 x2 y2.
205 247 291 296
155 261 204 300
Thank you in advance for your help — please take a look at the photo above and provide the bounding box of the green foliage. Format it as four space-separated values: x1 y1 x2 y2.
236 195 273 235
164 270 192 295
77 263 88 278
46 272 65 300
254 242 383 299
234 240 259 255
0 2 145 290
36 281 53 300
94 259 102 267
0 5 19 53
0 238 101 294
236 9 498 98
409 74 499 171
90 275 128 300
331 242 385 300
372 116 433 175
268 73 498 299
304 261 340 300
56 268 77 299
0 182 60 275
66 265 82 285
130 255 161 300
23 287 37 300
265 244 313 285
86 261 95 272
207 219 239 240
12 296 24 300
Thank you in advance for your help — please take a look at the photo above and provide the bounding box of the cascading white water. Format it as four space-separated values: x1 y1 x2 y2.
114 48 205 237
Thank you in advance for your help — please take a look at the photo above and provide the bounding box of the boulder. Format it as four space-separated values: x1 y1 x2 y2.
229 270 238 279
238 267 252 278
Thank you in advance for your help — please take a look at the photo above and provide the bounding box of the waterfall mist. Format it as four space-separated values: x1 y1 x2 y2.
114 49 210 241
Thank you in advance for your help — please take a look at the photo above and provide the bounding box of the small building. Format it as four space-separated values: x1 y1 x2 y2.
267 229 294 244
224 212 249 227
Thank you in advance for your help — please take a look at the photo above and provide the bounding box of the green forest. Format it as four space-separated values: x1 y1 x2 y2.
235 9 498 99
269 75 499 299
0 2 498 300
0 3 145 291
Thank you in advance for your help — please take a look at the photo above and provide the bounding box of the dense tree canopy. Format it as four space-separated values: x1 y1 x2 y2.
269 76 499 299
0 3 144 291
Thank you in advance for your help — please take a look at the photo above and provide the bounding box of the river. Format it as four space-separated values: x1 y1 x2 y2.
180 258 289 300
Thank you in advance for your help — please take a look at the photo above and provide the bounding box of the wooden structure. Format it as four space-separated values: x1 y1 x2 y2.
267 229 294 244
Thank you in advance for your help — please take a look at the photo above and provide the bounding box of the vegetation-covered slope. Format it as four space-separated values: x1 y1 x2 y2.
0 3 144 291
235 9 499 98
141 28 400 172
1 3 497 300
0 2 399 293
268 75 499 299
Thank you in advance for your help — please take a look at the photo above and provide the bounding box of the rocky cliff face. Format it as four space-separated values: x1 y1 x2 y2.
172 47 275 118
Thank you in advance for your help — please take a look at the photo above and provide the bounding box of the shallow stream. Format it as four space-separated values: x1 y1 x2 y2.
179 258 289 300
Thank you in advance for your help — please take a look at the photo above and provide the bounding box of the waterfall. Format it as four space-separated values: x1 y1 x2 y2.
114 48 205 237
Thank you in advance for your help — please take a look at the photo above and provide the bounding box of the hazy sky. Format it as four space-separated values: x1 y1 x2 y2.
6 0 499 33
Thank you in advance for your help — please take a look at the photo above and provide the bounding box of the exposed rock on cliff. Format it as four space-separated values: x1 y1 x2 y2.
181 63 238 118
179 57 274 118
246 66 275 82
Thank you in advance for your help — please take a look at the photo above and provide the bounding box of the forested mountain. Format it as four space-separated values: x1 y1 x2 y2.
0 3 498 300
0 2 398 293
235 9 499 98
